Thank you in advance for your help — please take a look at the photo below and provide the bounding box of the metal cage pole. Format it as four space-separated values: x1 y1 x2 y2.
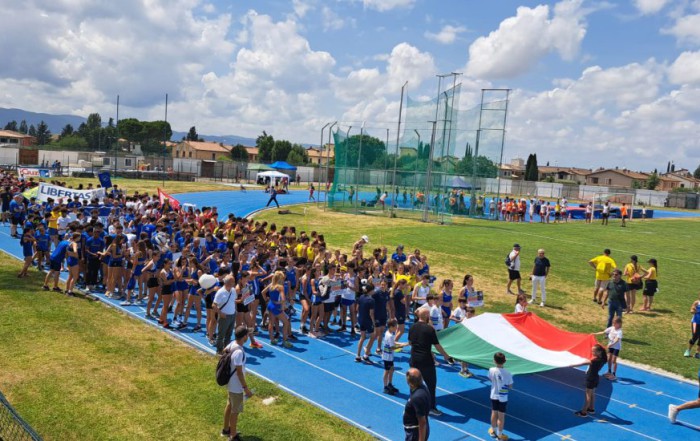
355 122 364 213
318 122 331 207
495 89 511 219
391 81 408 216
324 121 337 206
423 121 437 222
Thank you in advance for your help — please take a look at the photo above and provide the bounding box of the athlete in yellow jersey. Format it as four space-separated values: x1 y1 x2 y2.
589 249 617 304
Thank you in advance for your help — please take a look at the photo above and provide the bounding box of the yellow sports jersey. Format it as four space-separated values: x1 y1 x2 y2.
646 266 657 280
295 244 304 258
48 209 60 229
624 263 640 283
590 255 616 281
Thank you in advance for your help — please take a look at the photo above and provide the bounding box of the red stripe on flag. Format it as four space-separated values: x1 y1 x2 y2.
158 188 180 210
503 312 598 361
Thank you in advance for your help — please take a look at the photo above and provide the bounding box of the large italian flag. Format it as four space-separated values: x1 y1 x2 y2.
437 312 597 375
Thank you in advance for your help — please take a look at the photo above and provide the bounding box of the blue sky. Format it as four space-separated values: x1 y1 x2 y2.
1 0 699 171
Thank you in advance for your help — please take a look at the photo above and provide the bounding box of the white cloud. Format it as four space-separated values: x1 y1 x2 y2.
632 0 670 15
466 0 587 79
292 0 311 18
663 14 700 45
322 6 348 31
424 25 467 44
668 51 700 84
361 0 416 12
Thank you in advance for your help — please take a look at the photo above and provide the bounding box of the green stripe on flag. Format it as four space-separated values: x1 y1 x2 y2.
437 324 553 375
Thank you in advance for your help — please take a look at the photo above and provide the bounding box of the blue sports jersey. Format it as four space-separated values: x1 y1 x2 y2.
50 240 71 262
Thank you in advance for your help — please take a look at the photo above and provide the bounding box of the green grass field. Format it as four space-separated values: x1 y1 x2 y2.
0 257 373 441
255 206 700 379
38 176 237 195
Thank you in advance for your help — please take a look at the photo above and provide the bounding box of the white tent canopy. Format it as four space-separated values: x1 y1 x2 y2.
256 170 290 185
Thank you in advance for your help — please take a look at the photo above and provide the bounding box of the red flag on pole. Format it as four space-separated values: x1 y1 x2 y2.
158 188 181 210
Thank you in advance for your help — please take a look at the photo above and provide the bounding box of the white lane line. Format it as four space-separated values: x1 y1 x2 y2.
284 309 571 441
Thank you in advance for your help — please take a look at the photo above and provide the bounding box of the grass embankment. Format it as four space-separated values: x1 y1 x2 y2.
0 256 372 441
255 206 700 379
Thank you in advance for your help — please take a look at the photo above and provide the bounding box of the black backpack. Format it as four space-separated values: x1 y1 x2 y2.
216 347 244 386
504 254 512 268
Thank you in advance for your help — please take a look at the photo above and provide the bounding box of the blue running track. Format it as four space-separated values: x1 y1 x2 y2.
2 188 699 440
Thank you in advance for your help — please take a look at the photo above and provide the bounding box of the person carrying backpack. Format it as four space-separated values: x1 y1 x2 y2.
218 326 254 441
505 244 524 296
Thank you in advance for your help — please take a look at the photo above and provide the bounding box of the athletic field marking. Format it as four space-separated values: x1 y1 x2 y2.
255 335 485 440
504 228 700 266
533 373 700 431
286 308 577 441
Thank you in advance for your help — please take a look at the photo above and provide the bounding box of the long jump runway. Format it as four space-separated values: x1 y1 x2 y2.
2 189 699 440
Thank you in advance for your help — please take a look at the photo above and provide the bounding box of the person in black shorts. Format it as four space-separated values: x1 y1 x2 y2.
355 280 375 363
575 345 606 417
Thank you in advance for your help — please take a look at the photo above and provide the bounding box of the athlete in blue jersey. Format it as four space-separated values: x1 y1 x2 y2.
43 238 71 292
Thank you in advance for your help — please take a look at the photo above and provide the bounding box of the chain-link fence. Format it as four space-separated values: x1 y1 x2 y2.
0 391 42 441
327 87 510 222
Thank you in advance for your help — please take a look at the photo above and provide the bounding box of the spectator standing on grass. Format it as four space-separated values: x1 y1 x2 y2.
668 363 700 423
505 244 524 296
602 269 627 327
409 308 454 417
214 275 238 354
529 248 550 307
221 326 254 441
488 352 513 441
589 249 616 304
623 255 642 313
403 368 431 441
641 258 659 311
601 201 610 225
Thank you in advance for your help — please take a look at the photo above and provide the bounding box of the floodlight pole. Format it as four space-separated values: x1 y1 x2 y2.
325 121 337 205
356 121 365 212
446 72 462 157
423 120 437 222
163 93 168 188
494 89 511 219
345 125 352 208
318 122 331 206
391 81 408 216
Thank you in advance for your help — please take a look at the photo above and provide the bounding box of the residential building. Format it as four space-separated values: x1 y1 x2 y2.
538 166 591 184
173 141 231 161
498 158 525 180
244 146 259 162
659 170 700 191
307 145 335 165
585 168 649 188
0 130 36 147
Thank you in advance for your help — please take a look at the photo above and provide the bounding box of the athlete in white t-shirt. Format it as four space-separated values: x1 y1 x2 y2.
488 352 513 440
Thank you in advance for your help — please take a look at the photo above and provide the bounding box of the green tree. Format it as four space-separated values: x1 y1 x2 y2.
55 134 89 150
286 144 309 165
3 121 18 131
60 124 74 139
35 121 52 145
338 134 386 168
271 139 293 162
230 144 249 162
256 131 275 162
28 124 37 137
646 172 660 190
186 126 202 141
117 118 144 144
694 164 700 179
524 153 538 181
19 120 28 134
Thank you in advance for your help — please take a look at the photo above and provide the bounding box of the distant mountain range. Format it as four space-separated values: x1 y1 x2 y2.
0 107 259 147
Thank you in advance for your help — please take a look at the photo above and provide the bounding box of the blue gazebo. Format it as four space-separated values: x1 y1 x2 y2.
269 161 297 171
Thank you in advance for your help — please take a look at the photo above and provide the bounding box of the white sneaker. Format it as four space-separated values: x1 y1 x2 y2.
668 404 678 423
528 299 534 304
540 302 545 307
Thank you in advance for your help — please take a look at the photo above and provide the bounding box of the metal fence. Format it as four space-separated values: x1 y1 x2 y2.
0 391 42 441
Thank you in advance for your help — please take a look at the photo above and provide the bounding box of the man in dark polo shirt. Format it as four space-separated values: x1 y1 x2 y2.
403 368 430 441
409 309 454 416
530 248 551 307
602 269 627 327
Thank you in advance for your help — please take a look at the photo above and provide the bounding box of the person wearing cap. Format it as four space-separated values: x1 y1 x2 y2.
221 325 254 441
506 244 524 296
352 235 369 257
602 269 627 327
